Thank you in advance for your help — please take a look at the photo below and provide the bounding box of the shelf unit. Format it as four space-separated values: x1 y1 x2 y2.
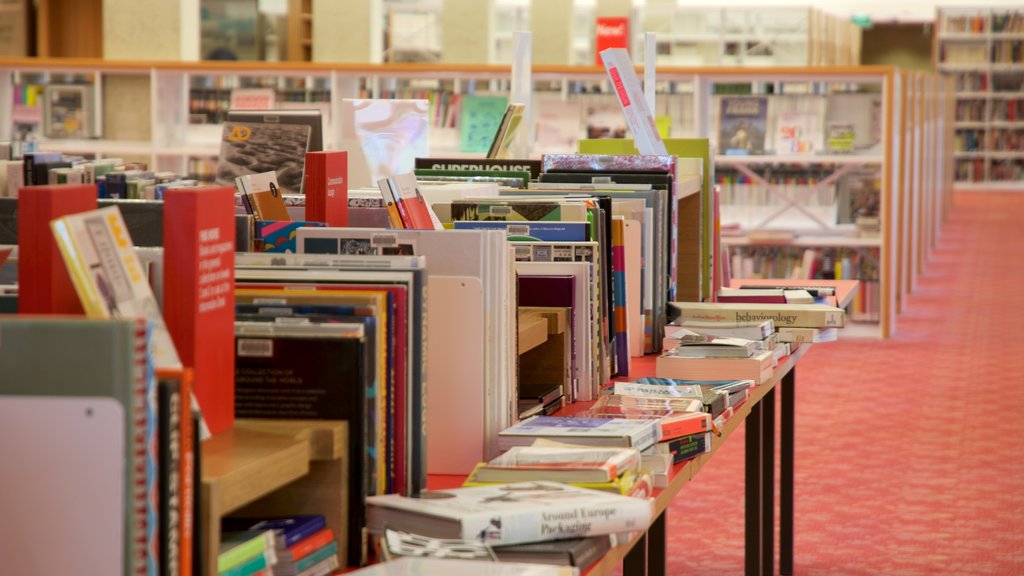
634 5 861 68
934 6 1024 190
0 59 951 337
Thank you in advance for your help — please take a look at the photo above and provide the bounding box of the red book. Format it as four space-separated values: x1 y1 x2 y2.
304 151 348 226
17 184 97 314
595 17 629 65
163 186 236 436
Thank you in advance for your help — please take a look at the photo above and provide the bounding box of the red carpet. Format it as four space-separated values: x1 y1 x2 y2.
661 192 1024 574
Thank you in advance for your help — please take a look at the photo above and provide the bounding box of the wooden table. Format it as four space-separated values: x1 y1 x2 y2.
584 346 809 576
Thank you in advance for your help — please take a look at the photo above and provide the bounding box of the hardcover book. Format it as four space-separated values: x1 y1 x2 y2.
669 301 846 329
498 416 661 451
366 481 652 546
235 171 291 222
674 319 775 341
304 150 348 226
656 349 776 386
667 333 759 358
216 121 310 194
718 97 768 155
459 94 509 153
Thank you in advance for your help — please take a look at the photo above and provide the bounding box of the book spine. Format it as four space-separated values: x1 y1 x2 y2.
659 432 712 463
672 304 845 329
179 370 194 576
131 320 151 576
282 516 327 548
660 413 712 439
628 421 661 451
158 378 182 576
294 541 338 573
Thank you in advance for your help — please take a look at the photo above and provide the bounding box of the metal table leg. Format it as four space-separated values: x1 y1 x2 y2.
624 529 648 576
780 368 796 576
648 511 666 576
762 385 776 576
745 399 763 576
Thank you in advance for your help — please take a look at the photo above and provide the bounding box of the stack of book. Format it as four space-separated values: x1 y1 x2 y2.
464 441 649 498
222 515 338 576
497 415 661 452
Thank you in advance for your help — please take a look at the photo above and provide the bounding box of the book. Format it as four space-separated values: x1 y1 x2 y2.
486 103 526 160
717 287 814 305
647 432 713 464
459 94 509 153
414 157 542 180
777 326 839 343
393 173 441 230
718 97 767 155
669 301 846 329
453 220 589 242
580 395 711 440
737 284 835 298
221 516 327 550
656 349 776 386
469 445 641 484
218 530 276 573
294 541 338 574
366 481 652 545
673 319 775 341
50 205 183 370
498 416 661 451
303 150 348 226
667 333 759 358
235 171 291 222
492 536 611 569
826 123 856 154
774 111 822 155
217 121 310 194
255 221 326 253
158 377 183 576
346 557 578 575
296 554 339 576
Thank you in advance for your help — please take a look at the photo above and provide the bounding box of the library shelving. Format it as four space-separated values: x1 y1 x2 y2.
0 59 952 337
934 6 1024 190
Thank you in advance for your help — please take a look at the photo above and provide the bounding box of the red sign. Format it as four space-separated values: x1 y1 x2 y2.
595 17 630 66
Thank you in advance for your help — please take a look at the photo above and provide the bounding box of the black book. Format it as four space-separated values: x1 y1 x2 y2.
700 387 727 419
493 536 612 569
33 161 72 186
413 157 542 180
663 432 712 464
158 377 183 576
234 328 371 566
22 151 62 186
192 412 202 576
518 381 563 406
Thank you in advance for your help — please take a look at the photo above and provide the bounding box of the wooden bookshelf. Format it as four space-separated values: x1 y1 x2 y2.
934 6 1024 190
201 420 348 575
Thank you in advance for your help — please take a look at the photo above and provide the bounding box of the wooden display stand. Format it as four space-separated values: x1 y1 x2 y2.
201 420 349 575
518 306 571 404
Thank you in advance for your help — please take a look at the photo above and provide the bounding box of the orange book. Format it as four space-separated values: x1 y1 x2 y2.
288 528 334 561
236 171 291 222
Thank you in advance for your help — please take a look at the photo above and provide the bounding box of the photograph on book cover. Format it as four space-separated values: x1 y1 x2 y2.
718 96 767 155
216 122 310 193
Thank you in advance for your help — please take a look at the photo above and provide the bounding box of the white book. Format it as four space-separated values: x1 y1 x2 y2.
347 557 579 576
677 318 775 340
777 327 839 343
366 481 652 546
498 416 661 452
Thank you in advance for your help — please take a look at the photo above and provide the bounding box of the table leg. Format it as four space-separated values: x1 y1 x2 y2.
624 529 648 576
762 385 776 576
780 367 796 576
648 511 666 576
745 399 763 576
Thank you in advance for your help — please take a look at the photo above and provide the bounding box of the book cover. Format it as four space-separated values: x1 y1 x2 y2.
340 99 429 188
304 151 349 226
451 200 587 223
17 184 97 314
294 541 338 573
498 416 661 451
393 173 441 230
50 206 182 370
157 377 182 576
580 395 711 440
650 432 713 463
493 536 611 569
656 349 775 385
774 111 822 156
486 103 526 160
718 97 768 155
676 318 774 340
221 516 327 550
598 48 667 156
216 121 310 194
218 530 276 573
163 186 236 436
366 481 652 546
256 221 327 253
459 94 509 153
668 333 759 358
235 171 291 222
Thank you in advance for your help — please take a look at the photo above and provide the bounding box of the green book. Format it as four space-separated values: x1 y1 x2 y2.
295 541 338 573
460 94 509 153
218 530 275 573
0 317 150 576
219 550 269 576
414 168 530 188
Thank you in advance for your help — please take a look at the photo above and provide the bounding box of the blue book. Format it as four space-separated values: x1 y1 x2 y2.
222 515 326 549
453 220 588 242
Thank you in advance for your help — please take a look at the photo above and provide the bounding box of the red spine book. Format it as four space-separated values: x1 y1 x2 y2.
304 151 348 226
17 184 97 314
163 186 236 436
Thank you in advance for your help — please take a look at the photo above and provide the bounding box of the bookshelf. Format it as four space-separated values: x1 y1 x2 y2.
934 6 1024 190
635 6 861 68
201 420 349 576
0 59 952 338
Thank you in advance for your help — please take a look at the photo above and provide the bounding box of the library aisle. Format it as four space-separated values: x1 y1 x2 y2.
665 192 1024 575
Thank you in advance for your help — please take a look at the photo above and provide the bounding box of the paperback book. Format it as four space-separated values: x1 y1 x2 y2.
498 416 661 451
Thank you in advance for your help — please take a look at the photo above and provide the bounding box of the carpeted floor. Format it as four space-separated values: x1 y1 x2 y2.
662 191 1024 575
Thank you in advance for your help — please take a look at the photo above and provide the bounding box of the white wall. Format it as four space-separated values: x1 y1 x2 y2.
566 0 1005 23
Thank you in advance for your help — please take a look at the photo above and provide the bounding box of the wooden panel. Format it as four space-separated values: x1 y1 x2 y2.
36 0 102 58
